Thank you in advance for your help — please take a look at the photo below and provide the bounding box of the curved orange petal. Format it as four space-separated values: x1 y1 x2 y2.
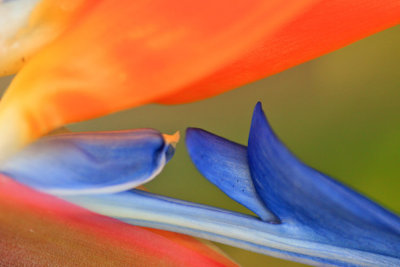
158 0 400 104
0 0 315 160
0 174 237 266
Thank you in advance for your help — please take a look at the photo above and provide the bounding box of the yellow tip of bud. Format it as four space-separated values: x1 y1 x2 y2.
162 131 180 148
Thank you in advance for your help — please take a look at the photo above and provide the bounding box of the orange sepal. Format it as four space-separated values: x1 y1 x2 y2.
158 0 400 104
0 0 315 158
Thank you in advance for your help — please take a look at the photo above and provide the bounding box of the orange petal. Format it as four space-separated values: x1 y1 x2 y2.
0 174 237 267
0 0 315 160
158 1 400 104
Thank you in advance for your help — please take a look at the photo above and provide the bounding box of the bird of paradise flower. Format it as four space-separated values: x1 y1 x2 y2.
3 1 396 266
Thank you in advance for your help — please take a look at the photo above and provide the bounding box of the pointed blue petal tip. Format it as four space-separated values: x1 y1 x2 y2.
248 101 400 258
186 127 279 222
0 129 175 195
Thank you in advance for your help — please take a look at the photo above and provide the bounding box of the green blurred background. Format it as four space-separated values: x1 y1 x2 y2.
1 26 399 266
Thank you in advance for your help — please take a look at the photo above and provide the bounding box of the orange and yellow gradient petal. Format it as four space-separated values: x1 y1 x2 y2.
0 0 316 161
0 1 399 161
0 174 237 267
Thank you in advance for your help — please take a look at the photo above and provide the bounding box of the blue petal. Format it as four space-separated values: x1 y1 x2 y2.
248 102 400 258
186 127 279 222
63 190 400 266
2 112 398 265
0 129 178 195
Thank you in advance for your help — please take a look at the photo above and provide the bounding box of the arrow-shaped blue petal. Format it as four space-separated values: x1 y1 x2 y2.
248 102 400 259
184 102 400 265
186 127 279 222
